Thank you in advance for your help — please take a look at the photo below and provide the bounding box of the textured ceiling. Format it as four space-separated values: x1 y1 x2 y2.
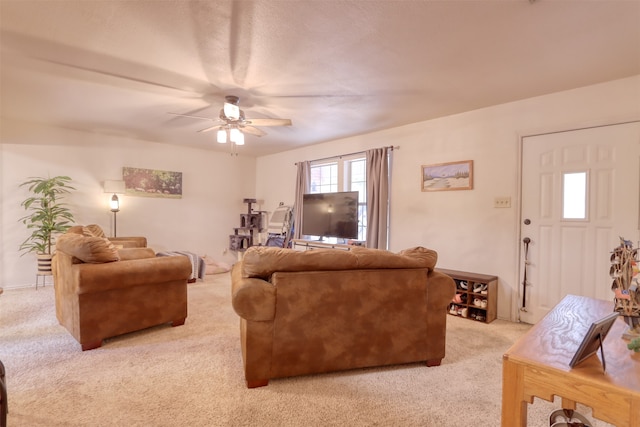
1 0 639 156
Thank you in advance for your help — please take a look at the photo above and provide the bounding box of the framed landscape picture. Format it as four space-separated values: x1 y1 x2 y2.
421 160 473 192
123 167 182 199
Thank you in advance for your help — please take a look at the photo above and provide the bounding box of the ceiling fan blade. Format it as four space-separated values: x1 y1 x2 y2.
198 125 220 133
168 112 216 121
245 118 292 127
2 31 212 97
240 126 267 137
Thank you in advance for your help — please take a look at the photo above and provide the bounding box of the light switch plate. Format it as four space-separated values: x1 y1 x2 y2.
494 197 511 208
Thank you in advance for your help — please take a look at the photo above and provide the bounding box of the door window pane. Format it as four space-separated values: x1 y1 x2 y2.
563 172 587 219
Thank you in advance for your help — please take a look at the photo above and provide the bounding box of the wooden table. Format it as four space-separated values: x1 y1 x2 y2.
502 295 640 427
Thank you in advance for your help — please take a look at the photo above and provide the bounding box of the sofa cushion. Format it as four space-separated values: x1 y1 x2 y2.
56 233 120 263
352 246 437 270
241 245 437 279
241 247 358 278
401 246 438 264
66 225 85 235
66 224 107 238
85 224 106 238
65 225 96 236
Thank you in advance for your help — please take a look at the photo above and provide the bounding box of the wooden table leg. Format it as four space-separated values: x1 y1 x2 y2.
502 356 528 427
560 398 577 420
631 397 640 427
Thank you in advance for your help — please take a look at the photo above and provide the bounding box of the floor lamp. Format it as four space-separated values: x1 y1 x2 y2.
103 180 125 237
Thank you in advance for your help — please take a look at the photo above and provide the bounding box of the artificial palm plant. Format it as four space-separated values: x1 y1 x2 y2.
19 176 76 255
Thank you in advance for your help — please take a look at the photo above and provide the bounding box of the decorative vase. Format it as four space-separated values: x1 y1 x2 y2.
610 238 640 339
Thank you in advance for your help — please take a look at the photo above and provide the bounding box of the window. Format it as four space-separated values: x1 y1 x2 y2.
310 155 367 241
349 158 367 241
309 162 338 193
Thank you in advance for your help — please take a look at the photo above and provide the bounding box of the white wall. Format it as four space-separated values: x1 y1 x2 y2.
1 120 255 288
256 75 640 321
2 76 638 315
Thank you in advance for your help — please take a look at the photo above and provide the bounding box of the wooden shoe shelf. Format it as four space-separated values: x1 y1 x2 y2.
437 268 498 324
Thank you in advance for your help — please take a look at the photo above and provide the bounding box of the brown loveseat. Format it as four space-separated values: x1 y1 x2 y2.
231 245 456 388
52 225 192 350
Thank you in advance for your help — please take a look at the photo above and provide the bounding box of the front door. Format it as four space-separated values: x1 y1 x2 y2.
520 121 640 324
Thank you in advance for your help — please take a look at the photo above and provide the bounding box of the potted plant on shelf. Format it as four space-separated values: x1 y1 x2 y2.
18 176 76 275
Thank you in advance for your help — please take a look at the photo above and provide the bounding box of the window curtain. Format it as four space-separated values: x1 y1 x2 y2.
366 147 390 249
292 161 310 241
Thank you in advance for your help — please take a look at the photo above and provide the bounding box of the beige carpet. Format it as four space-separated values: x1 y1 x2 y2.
0 274 610 427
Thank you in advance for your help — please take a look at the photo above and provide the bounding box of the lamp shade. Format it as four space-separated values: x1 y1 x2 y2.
104 180 125 194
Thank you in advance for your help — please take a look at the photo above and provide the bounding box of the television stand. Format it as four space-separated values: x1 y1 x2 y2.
292 239 364 251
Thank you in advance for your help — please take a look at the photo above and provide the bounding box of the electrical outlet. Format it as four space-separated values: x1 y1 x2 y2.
494 197 511 208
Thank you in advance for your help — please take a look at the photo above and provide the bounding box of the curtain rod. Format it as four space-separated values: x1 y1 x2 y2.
295 145 398 165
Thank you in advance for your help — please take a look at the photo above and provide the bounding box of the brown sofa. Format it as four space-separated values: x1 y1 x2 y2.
231 245 456 388
52 225 192 350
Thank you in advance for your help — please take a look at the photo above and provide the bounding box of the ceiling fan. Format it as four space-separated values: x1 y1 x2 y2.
169 95 292 145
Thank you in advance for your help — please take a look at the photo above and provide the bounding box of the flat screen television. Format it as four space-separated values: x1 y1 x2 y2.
302 191 359 240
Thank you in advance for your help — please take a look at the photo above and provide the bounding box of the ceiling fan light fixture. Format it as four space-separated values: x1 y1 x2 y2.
223 95 241 120
229 128 243 145
173 95 290 150
224 103 240 120
217 128 227 143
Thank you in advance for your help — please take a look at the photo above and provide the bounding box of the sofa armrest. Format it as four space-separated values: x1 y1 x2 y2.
117 248 156 261
108 236 147 248
426 270 456 309
231 263 276 321
75 256 191 294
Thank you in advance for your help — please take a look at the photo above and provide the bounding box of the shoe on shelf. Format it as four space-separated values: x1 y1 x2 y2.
459 281 468 290
480 284 488 294
481 299 487 308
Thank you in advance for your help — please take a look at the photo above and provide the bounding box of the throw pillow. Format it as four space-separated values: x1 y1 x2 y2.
56 233 120 263
85 224 106 238
66 225 85 235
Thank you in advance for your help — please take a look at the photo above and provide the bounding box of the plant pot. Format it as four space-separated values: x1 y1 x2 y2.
36 253 53 276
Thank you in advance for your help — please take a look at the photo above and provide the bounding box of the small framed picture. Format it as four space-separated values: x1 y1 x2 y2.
421 160 473 192
569 311 619 370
